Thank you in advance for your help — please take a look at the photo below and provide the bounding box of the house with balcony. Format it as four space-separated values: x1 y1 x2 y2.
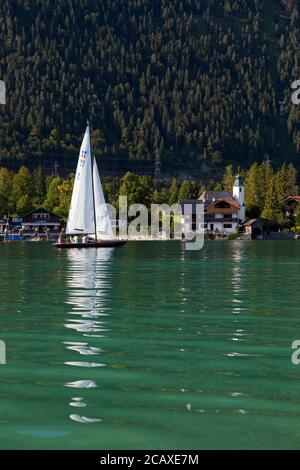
180 174 246 234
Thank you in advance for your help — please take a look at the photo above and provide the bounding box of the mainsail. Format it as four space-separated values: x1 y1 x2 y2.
66 124 114 240
93 160 114 240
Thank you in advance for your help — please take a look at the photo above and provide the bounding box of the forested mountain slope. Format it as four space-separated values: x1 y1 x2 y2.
0 0 299 173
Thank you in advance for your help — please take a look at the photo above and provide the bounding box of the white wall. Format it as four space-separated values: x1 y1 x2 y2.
233 185 245 221
206 221 238 234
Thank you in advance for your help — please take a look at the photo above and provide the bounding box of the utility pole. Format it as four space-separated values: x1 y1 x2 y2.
54 161 59 176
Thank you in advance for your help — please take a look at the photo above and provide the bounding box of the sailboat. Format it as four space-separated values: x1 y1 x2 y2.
55 123 126 248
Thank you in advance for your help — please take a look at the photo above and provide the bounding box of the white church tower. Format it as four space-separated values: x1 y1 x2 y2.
233 173 245 222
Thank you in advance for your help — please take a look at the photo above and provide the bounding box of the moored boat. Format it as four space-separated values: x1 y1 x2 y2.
55 239 127 248
3 233 23 242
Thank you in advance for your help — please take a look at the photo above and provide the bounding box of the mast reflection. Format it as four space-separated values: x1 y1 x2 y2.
63 248 113 423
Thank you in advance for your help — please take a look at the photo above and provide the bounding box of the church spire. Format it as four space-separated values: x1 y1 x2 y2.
233 170 245 222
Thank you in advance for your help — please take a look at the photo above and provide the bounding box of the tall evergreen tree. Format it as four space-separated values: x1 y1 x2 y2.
261 175 285 226
33 166 46 207
0 168 13 215
168 179 179 205
222 165 235 192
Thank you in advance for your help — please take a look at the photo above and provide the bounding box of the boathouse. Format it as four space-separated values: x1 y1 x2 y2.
243 219 263 239
20 208 62 235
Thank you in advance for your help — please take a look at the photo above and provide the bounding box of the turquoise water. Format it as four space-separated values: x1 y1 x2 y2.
0 240 300 449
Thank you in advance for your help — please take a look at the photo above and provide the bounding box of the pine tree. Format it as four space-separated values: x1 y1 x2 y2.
261 175 285 226
222 164 235 192
33 166 46 207
0 168 13 215
244 163 265 218
168 179 179 205
178 180 193 201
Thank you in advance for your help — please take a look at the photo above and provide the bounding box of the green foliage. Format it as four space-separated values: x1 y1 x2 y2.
245 163 265 218
244 161 298 222
261 175 285 226
119 172 154 207
56 176 74 220
33 166 46 207
0 0 298 170
43 174 74 220
103 177 120 206
153 186 170 205
0 168 13 215
198 183 206 198
168 179 179 205
222 165 235 192
16 194 34 215
0 159 298 228
44 176 62 214
295 205 300 228
10 166 33 215
178 180 198 201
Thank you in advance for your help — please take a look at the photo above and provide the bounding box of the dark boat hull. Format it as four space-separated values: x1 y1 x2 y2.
54 240 127 248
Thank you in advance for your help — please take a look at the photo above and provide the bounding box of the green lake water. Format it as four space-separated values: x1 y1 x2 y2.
0 240 300 450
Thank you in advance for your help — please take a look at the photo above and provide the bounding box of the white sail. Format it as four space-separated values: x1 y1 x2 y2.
66 125 95 235
93 160 115 240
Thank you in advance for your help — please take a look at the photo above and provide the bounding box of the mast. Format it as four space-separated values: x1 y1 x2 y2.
88 120 98 240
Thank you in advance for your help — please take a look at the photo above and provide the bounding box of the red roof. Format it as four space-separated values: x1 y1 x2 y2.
284 196 300 202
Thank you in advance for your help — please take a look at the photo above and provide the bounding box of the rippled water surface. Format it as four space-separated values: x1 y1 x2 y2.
0 240 300 449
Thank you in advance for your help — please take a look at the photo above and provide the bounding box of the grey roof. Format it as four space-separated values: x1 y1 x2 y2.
198 190 235 202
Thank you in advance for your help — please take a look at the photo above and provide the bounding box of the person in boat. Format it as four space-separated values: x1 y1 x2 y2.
73 235 79 244
82 234 88 244
57 231 64 245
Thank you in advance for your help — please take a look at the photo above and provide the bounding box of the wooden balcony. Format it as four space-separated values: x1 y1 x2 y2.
206 205 239 214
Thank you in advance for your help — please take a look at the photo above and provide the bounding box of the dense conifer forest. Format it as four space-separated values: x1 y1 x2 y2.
0 0 299 174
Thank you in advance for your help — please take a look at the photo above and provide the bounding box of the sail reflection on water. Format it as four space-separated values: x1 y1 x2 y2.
63 248 113 423
65 248 113 333
228 242 248 357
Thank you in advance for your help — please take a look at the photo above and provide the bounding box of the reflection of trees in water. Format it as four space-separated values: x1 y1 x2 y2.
63 248 113 423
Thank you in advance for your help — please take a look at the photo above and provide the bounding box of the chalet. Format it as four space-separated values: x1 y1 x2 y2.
283 196 300 220
20 208 62 235
180 174 246 234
